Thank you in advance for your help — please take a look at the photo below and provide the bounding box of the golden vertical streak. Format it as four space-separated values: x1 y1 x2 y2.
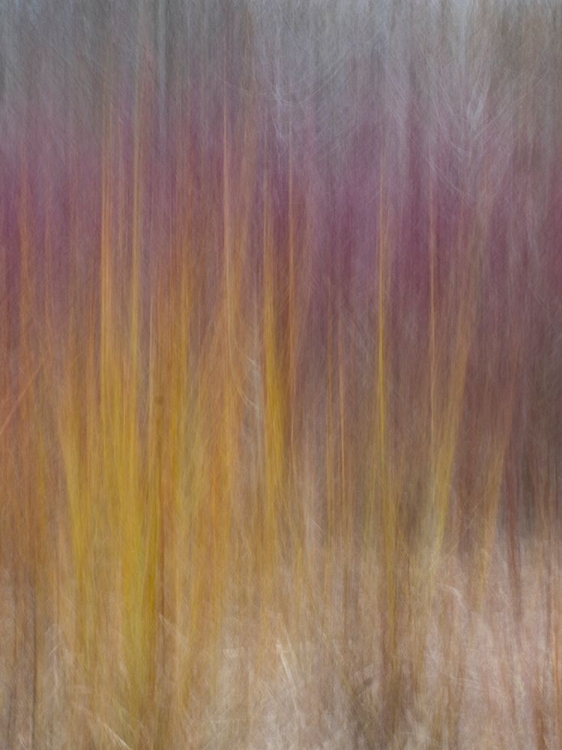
377 190 386 483
223 55 233 372
99 95 113 465
222 54 236 539
325 300 335 612
428 174 437 523
261 147 283 610
286 121 304 608
288 121 297 476
134 40 152 703
130 61 142 417
376 166 387 510
326 301 334 530
222 53 231 560
338 306 347 548
262 163 274 564
376 161 399 688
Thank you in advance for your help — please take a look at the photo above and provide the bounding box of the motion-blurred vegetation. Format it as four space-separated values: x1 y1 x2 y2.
1 0 562 747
